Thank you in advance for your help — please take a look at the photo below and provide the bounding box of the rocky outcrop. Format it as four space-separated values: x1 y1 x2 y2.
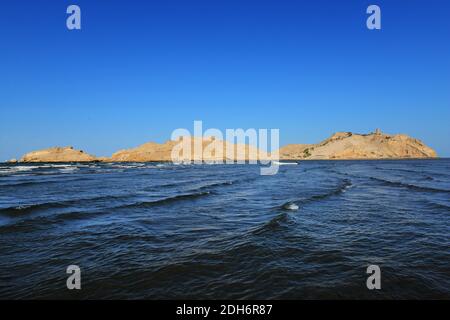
110 141 176 162
16 130 437 163
109 137 268 162
20 146 98 162
279 130 437 160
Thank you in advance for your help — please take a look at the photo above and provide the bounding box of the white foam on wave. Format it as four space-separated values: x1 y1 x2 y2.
0 166 36 175
272 161 298 166
15 166 36 171
342 184 353 193
59 167 79 173
112 164 150 169
282 202 299 211
41 164 72 168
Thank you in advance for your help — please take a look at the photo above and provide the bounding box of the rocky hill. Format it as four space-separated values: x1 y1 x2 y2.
20 146 98 162
279 130 437 160
15 130 437 162
110 137 267 162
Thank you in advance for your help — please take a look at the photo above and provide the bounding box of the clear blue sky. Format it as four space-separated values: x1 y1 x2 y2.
1 0 449 160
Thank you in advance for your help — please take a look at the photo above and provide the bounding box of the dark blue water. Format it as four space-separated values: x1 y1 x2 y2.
0 160 449 299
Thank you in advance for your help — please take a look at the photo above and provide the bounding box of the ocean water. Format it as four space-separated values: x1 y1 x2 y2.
0 160 449 299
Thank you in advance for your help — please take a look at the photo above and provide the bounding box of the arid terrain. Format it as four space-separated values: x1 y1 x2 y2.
14 130 437 163
278 130 437 160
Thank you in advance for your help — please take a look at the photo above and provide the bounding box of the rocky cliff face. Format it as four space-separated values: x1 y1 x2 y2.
20 146 98 162
279 131 437 160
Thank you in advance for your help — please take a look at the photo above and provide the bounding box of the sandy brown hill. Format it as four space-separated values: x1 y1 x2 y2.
20 146 98 162
109 137 268 162
16 130 437 163
279 130 437 160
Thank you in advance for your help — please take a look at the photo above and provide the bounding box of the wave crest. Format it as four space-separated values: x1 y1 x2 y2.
369 177 450 193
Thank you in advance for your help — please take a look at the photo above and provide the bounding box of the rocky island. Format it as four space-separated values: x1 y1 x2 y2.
279 129 437 160
110 137 265 162
15 130 437 163
19 146 98 162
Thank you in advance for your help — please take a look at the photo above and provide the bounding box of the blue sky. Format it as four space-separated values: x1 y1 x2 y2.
0 0 449 160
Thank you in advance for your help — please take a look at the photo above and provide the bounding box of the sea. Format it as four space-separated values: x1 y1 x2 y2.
0 159 449 299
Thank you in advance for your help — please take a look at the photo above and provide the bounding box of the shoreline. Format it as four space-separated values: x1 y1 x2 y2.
1 158 444 165
10 131 439 163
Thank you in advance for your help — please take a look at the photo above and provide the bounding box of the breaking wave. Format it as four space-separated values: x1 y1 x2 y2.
306 179 352 201
282 202 299 211
279 179 352 212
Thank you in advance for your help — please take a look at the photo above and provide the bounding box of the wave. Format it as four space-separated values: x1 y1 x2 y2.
143 180 201 190
369 177 450 193
0 177 89 187
282 202 299 211
119 191 212 209
375 166 424 174
303 166 331 172
259 179 353 235
298 179 352 204
110 164 152 169
191 181 233 192
0 166 36 175
144 180 234 193
0 202 69 217
0 193 134 217
330 170 449 194
424 201 450 211
374 166 438 181
0 208 107 233
279 179 352 212
53 209 108 222
252 212 291 235
0 220 39 233
0 164 80 174
307 179 352 201
272 161 298 166
0 180 233 217
58 167 79 173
